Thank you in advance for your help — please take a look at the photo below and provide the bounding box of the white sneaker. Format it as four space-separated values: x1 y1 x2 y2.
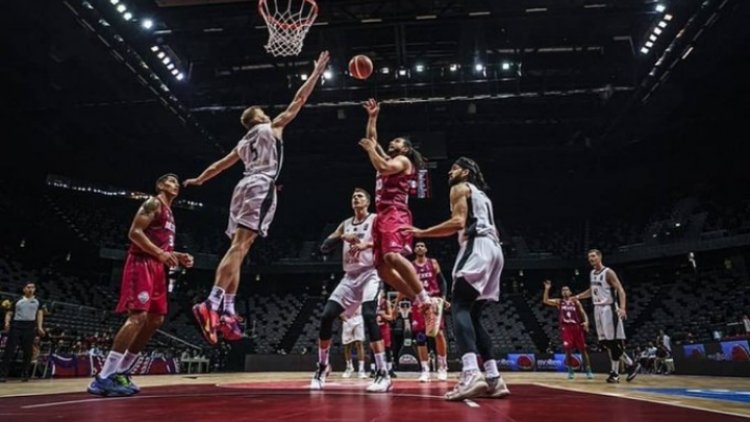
445 370 488 401
437 368 448 381
310 363 328 390
483 376 510 398
358 371 368 379
342 366 353 379
366 370 392 393
418 370 431 383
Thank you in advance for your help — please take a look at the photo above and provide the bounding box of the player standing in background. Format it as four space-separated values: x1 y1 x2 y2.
340 305 367 379
88 174 194 397
576 249 640 383
542 280 594 379
184 52 330 345
311 188 391 393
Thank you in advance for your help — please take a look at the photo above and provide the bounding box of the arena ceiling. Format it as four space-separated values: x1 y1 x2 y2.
1 0 747 208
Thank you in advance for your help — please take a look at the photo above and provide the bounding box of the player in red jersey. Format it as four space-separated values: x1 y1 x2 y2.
543 280 593 379
376 290 397 377
411 242 449 382
359 98 442 338
88 174 194 397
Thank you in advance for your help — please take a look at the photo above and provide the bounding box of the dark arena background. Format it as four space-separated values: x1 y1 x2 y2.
1 0 749 420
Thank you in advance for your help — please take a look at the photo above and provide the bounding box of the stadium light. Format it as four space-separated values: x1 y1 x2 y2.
474 63 484 72
649 35 657 42
380 67 390 74
110 0 119 4
398 68 407 76
658 20 668 28
142 19 153 29
176 73 184 81
654 27 663 35
157 51 166 59
664 14 673 21
162 56 171 64
641 47 650 54
415 64 425 72
300 73 308 81
323 69 333 80
116 4 126 13
656 4 666 13
171 69 179 75
166 63 175 70
150 45 159 52
645 41 654 48
501 61 511 70
123 12 133 20
449 64 459 72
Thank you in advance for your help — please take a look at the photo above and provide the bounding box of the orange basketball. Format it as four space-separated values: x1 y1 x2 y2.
348 55 373 80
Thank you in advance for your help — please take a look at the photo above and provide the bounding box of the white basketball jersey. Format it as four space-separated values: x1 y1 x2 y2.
236 123 284 180
342 213 376 274
458 183 500 244
590 267 614 306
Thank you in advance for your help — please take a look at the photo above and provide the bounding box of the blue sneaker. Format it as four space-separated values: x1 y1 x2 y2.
87 374 134 397
115 373 140 394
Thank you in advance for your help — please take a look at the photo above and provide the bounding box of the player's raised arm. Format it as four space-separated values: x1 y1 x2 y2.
272 51 330 130
128 197 177 267
183 149 240 187
359 138 409 175
606 270 628 320
542 280 560 307
363 99 387 158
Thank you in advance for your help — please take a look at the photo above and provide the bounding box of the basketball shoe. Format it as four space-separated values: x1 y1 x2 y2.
192 302 219 345
445 370 488 401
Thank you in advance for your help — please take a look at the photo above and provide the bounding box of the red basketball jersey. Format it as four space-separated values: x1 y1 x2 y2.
413 258 441 296
559 299 582 326
128 197 175 256
375 167 413 211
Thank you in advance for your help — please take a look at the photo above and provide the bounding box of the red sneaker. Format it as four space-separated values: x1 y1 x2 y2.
192 302 219 345
219 314 244 342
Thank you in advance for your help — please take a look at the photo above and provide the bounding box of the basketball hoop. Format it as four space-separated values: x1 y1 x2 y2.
258 0 318 57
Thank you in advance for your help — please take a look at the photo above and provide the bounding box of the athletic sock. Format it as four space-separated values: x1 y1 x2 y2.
318 346 330 366
374 352 387 371
483 359 500 378
421 362 430 373
438 355 448 370
207 286 225 311
461 353 479 372
117 350 139 374
223 293 236 315
358 360 365 373
100 351 124 379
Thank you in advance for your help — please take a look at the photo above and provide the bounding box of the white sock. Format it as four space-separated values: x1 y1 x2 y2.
461 353 479 372
622 353 633 366
611 360 619 374
415 290 430 306
346 360 354 369
421 362 430 373
207 286 225 311
484 359 500 378
117 350 139 374
358 360 365 372
374 352 387 371
387 361 393 371
318 347 330 366
99 351 124 379
438 355 447 370
223 293 236 315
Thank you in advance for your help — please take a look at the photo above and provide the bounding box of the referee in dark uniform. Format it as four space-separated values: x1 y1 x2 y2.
0 282 45 382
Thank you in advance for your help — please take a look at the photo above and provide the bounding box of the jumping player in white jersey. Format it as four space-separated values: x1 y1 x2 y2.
311 188 392 393
575 249 640 383
183 51 330 345
404 157 509 401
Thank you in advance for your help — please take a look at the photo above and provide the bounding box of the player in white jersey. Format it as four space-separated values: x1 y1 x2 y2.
183 51 330 345
405 157 509 401
340 305 367 379
311 188 391 393
575 249 640 383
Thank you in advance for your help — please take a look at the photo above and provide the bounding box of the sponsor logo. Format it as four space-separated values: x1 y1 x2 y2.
137 291 150 304
399 354 419 365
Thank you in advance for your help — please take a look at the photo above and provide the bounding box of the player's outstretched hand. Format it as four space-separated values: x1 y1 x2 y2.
313 51 330 75
359 137 377 151
363 98 379 117
543 280 552 289
399 225 424 238
183 178 203 187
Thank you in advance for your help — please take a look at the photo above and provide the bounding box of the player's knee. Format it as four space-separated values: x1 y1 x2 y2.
127 311 147 326
382 252 400 267
148 314 165 328
415 332 428 346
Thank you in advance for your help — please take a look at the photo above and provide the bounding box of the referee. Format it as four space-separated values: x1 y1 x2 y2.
0 282 45 382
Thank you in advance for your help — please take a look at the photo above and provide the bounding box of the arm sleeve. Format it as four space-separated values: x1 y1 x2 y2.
320 237 341 254
438 272 448 297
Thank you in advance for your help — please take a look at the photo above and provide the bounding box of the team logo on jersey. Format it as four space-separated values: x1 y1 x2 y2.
137 291 150 304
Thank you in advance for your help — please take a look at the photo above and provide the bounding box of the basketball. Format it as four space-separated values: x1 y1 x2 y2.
348 54 373 80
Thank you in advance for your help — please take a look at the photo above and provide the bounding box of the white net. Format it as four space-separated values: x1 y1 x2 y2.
259 0 318 57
